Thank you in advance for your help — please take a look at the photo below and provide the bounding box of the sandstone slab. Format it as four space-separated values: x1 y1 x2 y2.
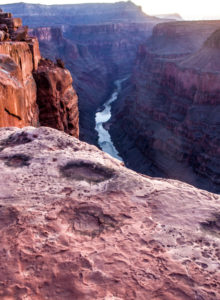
0 126 219 299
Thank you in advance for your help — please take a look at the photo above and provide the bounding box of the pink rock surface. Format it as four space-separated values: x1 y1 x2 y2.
0 126 219 299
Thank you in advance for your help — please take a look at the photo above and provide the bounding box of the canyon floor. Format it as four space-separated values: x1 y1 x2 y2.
0 126 219 299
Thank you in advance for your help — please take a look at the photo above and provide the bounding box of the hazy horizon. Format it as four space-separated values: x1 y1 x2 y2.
1 0 220 20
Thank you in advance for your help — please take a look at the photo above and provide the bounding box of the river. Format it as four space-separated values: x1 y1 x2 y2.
95 78 126 161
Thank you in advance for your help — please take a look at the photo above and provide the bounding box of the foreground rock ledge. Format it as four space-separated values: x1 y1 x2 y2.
0 127 219 300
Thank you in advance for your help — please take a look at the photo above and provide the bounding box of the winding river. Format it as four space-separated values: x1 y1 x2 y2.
95 78 126 161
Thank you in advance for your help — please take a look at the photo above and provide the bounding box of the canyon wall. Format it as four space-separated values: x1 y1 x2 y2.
147 20 220 55
0 9 79 138
30 22 159 145
30 26 110 144
110 22 220 193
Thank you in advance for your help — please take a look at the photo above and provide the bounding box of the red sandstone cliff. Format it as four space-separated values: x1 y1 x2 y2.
0 9 79 138
34 59 79 137
0 10 40 128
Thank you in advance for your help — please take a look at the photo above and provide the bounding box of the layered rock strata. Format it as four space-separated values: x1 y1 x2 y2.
0 126 219 299
1 2 159 26
147 20 220 55
110 24 220 193
0 10 40 128
0 9 79 138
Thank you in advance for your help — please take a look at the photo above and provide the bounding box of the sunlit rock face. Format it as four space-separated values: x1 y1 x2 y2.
0 9 79 138
0 126 219 299
110 21 220 194
0 10 40 128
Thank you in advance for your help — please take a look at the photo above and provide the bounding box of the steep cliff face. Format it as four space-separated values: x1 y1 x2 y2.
0 126 219 299
0 11 40 128
0 9 79 137
147 20 220 55
34 59 79 137
110 23 220 193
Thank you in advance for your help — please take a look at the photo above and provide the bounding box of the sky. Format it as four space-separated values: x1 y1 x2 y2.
1 0 220 20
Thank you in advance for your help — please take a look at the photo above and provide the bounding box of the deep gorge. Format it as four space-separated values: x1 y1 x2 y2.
1 2 220 193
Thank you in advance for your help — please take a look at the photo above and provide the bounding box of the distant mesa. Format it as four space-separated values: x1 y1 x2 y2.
155 13 183 21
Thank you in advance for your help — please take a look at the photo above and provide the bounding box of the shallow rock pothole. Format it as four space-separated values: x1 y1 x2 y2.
200 213 220 237
2 132 33 147
60 161 115 183
59 205 118 237
3 154 31 168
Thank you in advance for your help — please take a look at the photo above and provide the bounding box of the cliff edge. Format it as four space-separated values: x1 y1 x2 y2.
0 126 219 299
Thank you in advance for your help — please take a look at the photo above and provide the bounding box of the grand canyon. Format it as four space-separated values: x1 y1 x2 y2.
0 1 219 299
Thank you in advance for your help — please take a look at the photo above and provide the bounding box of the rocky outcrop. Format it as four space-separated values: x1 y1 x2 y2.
34 59 79 137
110 23 220 193
0 126 219 299
0 9 79 138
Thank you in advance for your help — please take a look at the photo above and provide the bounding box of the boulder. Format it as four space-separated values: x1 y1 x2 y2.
0 12 12 19
11 25 28 41
0 23 8 32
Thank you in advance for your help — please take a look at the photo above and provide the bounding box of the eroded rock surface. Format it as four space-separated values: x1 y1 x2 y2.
0 126 219 299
